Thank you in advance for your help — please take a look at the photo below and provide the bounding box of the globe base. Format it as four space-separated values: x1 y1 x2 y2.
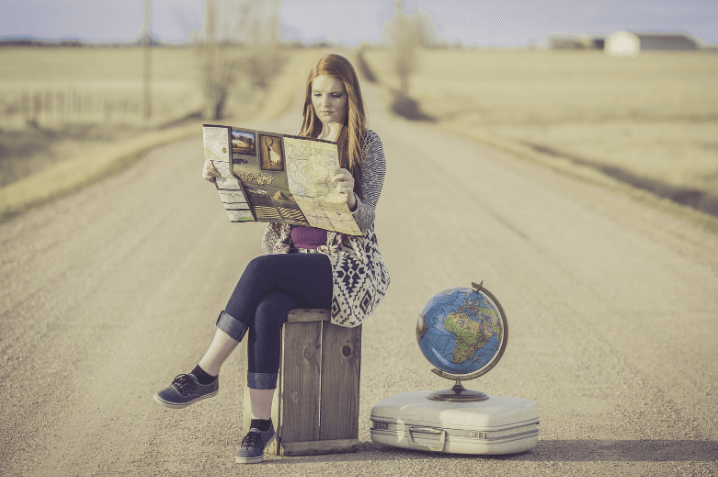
427 382 489 402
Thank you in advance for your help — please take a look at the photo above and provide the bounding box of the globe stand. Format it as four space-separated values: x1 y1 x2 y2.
427 377 489 402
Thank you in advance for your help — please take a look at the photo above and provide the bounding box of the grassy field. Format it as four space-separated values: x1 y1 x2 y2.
0 46 203 86
0 46 321 186
0 46 205 128
0 47 206 186
0 46 323 221
362 48 718 215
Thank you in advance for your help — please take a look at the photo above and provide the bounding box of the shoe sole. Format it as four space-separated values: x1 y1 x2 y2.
235 433 276 464
153 389 218 409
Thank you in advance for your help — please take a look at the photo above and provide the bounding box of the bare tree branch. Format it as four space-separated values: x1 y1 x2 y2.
198 0 284 120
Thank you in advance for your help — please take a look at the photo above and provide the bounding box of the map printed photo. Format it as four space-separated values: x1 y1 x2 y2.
259 135 284 171
202 124 361 235
232 129 256 155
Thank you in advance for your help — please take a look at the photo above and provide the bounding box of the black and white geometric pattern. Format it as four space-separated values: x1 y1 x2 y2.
327 227 390 326
260 130 390 327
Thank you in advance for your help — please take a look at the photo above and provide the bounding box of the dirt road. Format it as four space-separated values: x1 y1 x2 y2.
2 84 717 476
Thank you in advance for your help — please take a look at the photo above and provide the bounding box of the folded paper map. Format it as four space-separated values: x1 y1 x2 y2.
202 124 361 236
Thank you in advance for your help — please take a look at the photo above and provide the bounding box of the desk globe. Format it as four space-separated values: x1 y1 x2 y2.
416 281 508 401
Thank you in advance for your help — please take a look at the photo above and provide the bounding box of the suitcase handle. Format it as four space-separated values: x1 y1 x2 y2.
408 426 446 452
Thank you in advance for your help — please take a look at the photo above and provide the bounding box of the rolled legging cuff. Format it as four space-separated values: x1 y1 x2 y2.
215 310 248 342
247 372 278 390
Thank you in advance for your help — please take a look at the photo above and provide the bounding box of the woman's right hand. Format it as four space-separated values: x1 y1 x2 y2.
202 159 220 183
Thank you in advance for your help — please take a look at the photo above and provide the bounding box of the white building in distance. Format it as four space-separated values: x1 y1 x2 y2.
605 31 699 56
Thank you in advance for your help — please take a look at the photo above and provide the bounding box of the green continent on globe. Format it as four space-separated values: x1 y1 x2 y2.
460 303 501 335
459 295 502 338
444 309 496 364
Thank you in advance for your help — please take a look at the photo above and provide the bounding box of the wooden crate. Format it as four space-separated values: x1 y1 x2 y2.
241 309 362 456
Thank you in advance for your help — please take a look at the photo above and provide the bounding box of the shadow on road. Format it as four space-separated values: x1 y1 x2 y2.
263 440 718 464
522 141 718 218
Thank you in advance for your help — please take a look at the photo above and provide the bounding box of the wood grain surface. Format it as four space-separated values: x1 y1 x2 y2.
281 321 322 443
287 308 331 322
320 323 362 441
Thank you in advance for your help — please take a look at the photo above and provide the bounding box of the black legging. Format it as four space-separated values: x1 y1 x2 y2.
216 253 333 389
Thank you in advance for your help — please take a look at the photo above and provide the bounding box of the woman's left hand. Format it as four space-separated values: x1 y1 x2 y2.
332 168 357 209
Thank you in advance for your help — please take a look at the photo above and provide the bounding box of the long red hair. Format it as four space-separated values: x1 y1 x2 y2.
299 54 366 199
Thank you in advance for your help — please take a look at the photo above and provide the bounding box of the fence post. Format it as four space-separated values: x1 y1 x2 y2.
57 90 63 122
44 90 51 125
33 92 41 124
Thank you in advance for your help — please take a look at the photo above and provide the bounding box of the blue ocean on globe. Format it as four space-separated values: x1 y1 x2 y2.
416 287 504 375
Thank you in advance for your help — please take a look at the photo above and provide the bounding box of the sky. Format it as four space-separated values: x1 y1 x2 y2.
1 0 716 47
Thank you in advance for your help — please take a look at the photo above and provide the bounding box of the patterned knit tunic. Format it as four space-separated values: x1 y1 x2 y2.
261 129 390 327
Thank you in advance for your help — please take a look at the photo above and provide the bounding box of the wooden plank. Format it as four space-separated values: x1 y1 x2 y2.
319 323 362 441
287 308 331 323
241 338 282 455
280 438 360 456
280 321 322 443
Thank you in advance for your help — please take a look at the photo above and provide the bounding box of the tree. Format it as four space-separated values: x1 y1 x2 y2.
197 0 283 120
389 0 422 94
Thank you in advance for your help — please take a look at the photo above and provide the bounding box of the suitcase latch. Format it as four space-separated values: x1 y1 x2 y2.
371 420 389 430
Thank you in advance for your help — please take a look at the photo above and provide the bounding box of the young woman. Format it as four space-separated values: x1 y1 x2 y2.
154 54 390 464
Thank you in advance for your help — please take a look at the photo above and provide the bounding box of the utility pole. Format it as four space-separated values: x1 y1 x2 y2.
203 0 216 119
143 0 152 121
206 0 215 44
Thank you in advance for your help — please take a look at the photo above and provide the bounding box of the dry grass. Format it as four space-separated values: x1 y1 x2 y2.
0 46 201 85
0 47 204 128
0 46 322 222
363 48 718 214
0 47 208 187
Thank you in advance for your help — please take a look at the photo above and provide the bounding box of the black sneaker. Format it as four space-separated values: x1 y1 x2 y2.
153 374 219 409
235 423 276 464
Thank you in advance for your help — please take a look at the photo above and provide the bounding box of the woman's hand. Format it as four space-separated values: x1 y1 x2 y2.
332 168 357 210
202 159 220 183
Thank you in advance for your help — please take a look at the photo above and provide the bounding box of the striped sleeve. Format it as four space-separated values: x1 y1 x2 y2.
352 130 386 234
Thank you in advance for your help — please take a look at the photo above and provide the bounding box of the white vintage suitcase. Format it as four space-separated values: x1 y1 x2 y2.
370 391 539 455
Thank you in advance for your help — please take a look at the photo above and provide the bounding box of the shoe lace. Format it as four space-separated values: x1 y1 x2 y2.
240 430 262 449
171 374 196 394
